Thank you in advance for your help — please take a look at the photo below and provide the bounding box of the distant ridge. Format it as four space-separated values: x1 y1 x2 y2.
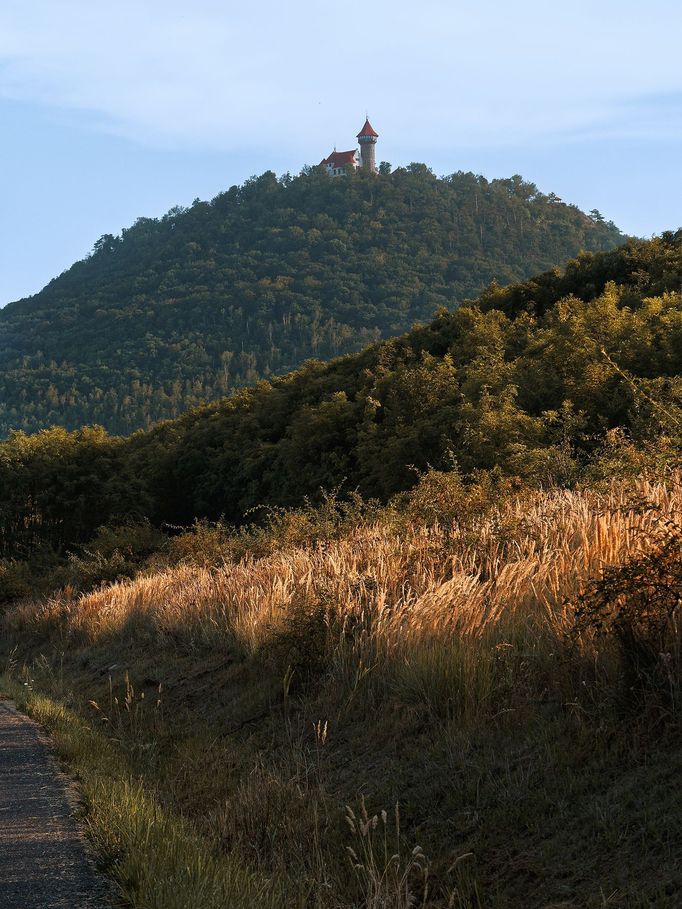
0 164 623 436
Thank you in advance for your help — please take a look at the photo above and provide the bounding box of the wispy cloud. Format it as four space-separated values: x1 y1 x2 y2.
1 0 682 151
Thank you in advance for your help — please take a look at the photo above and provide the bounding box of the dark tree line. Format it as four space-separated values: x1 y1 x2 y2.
1 233 681 561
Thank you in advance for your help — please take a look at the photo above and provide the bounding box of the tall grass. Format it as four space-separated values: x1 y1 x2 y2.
0 684 282 909
4 475 682 907
11 476 681 719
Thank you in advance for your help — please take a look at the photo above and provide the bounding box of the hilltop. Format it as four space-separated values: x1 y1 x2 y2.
0 165 622 436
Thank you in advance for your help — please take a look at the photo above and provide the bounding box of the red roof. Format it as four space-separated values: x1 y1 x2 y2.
357 118 378 139
322 149 358 167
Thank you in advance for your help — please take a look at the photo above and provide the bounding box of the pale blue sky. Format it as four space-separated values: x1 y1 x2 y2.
2 0 682 305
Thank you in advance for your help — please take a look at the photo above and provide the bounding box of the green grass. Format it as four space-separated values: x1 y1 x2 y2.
0 674 283 909
3 642 681 909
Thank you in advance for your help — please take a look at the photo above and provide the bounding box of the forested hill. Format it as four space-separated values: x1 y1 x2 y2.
0 165 623 436
1 231 680 560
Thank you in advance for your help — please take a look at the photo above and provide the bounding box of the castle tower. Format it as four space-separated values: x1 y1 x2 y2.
357 117 379 172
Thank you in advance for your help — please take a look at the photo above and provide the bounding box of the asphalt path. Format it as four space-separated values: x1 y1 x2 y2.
0 699 113 908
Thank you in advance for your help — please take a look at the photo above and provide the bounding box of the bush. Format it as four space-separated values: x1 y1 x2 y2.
164 491 382 568
62 522 167 591
583 428 682 487
573 520 682 706
162 520 237 568
395 465 526 529
0 560 34 603
262 599 333 697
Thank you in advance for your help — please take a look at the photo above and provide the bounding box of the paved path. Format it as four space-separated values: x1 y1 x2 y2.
0 699 113 908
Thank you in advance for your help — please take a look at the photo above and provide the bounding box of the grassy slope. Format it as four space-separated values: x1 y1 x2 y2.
3 475 681 908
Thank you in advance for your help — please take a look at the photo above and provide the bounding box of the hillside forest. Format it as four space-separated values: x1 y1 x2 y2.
0 230 680 570
0 165 622 436
1 231 681 907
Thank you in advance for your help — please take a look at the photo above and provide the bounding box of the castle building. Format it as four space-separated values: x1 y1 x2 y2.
321 117 379 176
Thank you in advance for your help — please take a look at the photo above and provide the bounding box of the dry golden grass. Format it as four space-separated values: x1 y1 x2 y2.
19 478 676 639
5 475 682 908
15 476 680 719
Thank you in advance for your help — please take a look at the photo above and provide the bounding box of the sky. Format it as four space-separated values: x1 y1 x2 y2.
2 0 682 305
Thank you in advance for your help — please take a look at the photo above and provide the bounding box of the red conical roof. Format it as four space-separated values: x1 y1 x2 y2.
357 117 379 139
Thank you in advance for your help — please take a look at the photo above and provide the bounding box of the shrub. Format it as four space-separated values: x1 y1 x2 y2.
62 522 167 591
395 465 526 530
0 559 34 603
573 521 682 705
162 519 237 567
263 598 333 697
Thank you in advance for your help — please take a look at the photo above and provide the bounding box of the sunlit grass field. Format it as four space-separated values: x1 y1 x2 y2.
3 473 681 907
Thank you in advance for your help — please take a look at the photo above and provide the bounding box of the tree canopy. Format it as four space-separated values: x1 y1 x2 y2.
0 165 622 436
1 231 681 560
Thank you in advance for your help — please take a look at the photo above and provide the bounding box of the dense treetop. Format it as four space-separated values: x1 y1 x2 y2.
0 165 622 436
1 231 680 561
